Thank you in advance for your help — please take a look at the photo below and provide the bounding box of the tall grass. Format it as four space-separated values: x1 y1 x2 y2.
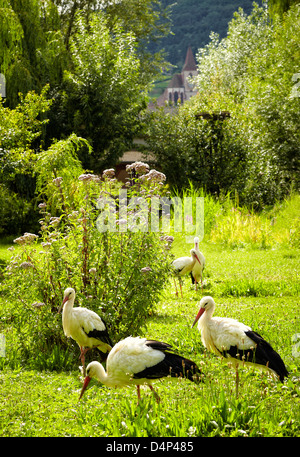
0 191 299 437
171 184 300 248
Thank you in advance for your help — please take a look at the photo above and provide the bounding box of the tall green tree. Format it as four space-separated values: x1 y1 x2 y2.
0 0 66 107
48 11 153 170
144 4 300 207
52 0 171 66
1 0 171 166
0 86 52 234
268 0 300 16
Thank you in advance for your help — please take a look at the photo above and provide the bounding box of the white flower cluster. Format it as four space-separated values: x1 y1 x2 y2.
19 261 35 269
68 211 80 220
78 173 100 183
32 302 46 309
52 177 63 187
102 168 115 179
160 235 174 243
49 217 60 226
140 169 166 183
42 242 52 248
126 161 150 175
14 233 39 245
160 235 174 250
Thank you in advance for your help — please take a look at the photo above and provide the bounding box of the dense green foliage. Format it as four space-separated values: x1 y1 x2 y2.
0 159 173 367
0 227 299 436
145 4 300 207
0 0 170 166
1 1 299 233
0 1 299 439
269 0 300 15
50 12 148 170
148 0 254 69
0 87 52 234
0 0 64 107
0 0 172 235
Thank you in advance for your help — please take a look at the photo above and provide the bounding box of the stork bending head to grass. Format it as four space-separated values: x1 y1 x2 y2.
58 288 113 374
79 336 203 403
192 296 288 396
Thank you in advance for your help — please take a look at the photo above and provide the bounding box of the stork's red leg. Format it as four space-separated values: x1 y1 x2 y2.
235 365 239 398
149 385 161 403
179 282 183 298
137 385 141 404
80 347 91 374
174 279 179 297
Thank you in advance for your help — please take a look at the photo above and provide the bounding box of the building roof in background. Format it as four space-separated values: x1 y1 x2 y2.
168 73 184 88
182 46 197 72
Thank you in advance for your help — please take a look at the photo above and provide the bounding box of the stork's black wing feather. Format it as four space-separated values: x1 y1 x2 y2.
190 272 195 284
221 330 288 382
85 317 114 348
86 327 113 348
134 350 202 383
245 330 288 381
145 340 173 352
224 345 256 363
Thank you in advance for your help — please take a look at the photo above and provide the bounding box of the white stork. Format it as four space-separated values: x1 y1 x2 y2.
79 336 202 403
190 236 205 293
172 240 203 297
58 288 113 373
192 296 288 394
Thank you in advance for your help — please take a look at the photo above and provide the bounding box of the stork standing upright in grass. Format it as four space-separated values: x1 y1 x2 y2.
192 296 288 395
79 336 203 403
190 236 205 293
172 237 204 297
58 288 113 373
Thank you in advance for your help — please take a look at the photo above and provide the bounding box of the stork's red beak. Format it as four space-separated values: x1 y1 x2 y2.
57 296 69 314
194 253 201 265
192 307 205 328
79 376 91 400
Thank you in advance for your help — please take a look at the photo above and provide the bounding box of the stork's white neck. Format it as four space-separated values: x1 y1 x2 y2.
198 303 215 330
62 296 75 313
93 362 109 386
198 303 218 354
62 296 75 334
191 256 197 267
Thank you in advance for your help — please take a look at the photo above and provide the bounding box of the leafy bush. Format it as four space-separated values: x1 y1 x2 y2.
0 184 38 236
144 104 247 196
145 4 300 207
2 161 173 368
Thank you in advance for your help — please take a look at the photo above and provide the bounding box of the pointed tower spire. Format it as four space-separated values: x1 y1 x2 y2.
182 46 197 72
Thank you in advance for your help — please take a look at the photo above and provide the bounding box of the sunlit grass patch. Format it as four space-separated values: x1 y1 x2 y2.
0 192 299 437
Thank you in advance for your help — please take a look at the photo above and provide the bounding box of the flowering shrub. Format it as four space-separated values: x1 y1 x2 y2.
2 162 173 368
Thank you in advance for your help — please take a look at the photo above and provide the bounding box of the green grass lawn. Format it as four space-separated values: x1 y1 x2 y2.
0 238 299 437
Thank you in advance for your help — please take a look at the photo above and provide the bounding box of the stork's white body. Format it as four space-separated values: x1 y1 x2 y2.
59 288 113 371
172 254 196 277
62 303 110 352
172 252 197 298
90 337 166 388
172 236 204 297
79 336 201 402
172 237 205 297
192 296 288 386
197 312 254 358
191 237 205 292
